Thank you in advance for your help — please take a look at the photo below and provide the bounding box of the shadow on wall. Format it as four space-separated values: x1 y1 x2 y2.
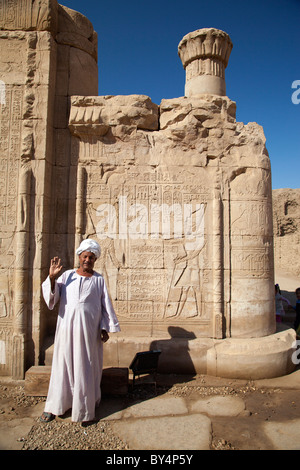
150 326 197 376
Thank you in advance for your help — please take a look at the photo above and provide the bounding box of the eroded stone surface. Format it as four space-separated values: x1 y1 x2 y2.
273 188 300 277
68 91 274 344
111 414 212 450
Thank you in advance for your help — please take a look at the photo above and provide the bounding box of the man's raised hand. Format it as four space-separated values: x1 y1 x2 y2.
49 257 63 280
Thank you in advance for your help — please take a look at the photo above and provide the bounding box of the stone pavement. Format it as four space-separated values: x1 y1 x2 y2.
98 371 300 450
1 370 300 450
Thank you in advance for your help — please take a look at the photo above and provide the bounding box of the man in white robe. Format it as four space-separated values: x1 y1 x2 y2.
40 239 120 423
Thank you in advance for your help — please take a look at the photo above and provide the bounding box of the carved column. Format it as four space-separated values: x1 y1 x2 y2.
74 164 86 266
212 178 224 339
178 28 233 97
12 165 31 379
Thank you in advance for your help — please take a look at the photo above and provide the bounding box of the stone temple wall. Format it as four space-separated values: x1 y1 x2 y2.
68 93 275 342
273 189 300 278
0 1 295 379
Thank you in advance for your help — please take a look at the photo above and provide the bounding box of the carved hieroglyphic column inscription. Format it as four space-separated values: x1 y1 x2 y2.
0 82 22 374
212 179 224 339
229 167 275 337
0 32 33 377
74 164 86 266
12 165 31 379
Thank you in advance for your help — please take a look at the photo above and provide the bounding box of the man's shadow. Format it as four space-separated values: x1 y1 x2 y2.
150 326 196 377
95 326 197 421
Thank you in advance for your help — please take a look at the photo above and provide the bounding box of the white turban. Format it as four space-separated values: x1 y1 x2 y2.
76 239 101 259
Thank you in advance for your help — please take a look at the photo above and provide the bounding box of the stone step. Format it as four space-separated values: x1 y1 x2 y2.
24 366 51 397
24 365 129 397
101 367 129 396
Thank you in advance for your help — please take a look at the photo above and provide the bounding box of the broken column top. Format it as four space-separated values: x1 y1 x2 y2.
178 28 233 97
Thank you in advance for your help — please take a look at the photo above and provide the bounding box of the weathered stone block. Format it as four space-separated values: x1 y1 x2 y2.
101 367 129 396
24 365 51 396
24 365 129 396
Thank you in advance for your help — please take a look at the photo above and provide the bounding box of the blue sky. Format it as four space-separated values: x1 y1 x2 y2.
61 0 299 189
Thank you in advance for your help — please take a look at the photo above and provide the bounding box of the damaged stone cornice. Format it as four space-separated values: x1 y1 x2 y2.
69 94 159 138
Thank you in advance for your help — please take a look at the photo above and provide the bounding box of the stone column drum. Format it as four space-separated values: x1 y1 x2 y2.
178 28 233 97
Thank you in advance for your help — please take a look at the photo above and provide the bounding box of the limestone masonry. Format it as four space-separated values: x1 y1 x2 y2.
0 0 296 379
273 189 300 278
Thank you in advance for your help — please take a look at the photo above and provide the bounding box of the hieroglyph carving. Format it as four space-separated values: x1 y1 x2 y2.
69 85 274 340
0 81 23 375
81 164 210 333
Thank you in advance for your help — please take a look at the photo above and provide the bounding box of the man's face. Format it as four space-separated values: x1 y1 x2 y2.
79 251 96 272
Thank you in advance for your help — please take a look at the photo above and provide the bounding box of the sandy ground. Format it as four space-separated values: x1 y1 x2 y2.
1 370 300 451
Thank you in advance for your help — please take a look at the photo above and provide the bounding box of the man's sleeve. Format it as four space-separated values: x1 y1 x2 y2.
42 275 61 310
100 279 121 333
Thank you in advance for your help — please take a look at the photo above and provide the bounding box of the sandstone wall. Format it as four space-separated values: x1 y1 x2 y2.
68 92 275 344
273 188 300 278
0 0 98 377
